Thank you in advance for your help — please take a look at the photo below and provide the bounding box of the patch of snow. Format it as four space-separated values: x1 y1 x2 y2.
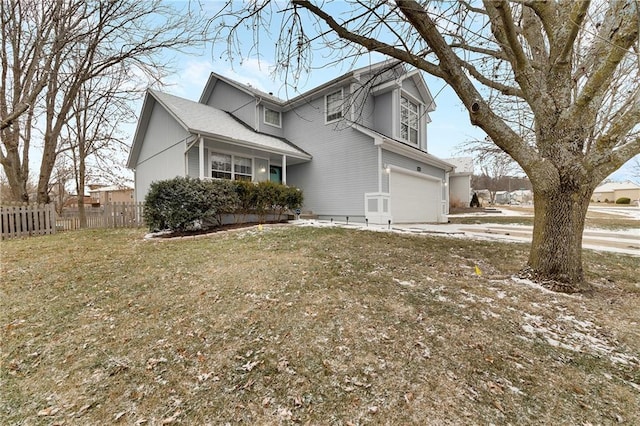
520 312 639 366
393 278 416 287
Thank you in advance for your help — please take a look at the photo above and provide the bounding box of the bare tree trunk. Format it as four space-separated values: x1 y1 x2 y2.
526 183 593 292
78 146 87 228
1 133 29 202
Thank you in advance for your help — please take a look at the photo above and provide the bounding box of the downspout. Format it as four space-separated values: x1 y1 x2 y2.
255 97 262 131
199 134 205 179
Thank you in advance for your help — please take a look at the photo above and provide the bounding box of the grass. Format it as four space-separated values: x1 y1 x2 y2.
2 226 639 424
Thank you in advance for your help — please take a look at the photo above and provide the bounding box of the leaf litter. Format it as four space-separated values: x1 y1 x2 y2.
1 226 638 424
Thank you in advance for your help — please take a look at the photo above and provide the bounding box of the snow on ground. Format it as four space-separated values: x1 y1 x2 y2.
589 205 640 220
293 215 639 256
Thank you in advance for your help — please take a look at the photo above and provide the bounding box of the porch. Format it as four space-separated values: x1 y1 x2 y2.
184 135 311 185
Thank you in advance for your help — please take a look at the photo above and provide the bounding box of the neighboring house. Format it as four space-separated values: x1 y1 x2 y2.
88 184 134 205
592 181 640 203
444 157 473 208
127 61 455 224
64 195 97 209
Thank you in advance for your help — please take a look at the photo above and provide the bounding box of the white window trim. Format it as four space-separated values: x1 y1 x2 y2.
325 88 344 124
400 92 421 146
263 107 281 128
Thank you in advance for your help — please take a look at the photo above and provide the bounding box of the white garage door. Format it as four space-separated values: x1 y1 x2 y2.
390 169 441 223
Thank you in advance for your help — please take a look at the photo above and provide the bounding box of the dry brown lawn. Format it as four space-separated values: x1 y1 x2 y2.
2 226 639 424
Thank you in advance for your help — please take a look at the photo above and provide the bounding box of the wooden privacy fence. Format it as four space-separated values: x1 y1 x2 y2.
1 203 57 239
56 202 145 231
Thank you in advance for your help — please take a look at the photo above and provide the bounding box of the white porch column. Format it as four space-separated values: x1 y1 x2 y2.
282 155 287 185
377 146 383 193
198 136 205 179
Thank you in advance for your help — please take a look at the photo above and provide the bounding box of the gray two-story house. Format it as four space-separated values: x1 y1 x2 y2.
127 61 454 224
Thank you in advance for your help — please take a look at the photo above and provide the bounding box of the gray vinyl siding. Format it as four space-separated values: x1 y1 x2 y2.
203 81 256 129
373 91 393 137
134 103 190 202
351 85 375 128
401 78 421 100
187 146 199 177
381 150 445 193
283 90 378 218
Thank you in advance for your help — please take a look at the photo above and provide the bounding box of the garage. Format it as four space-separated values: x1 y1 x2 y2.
389 167 442 223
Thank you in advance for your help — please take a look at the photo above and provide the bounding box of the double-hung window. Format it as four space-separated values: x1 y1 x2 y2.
326 89 343 122
264 107 281 127
233 156 252 181
211 153 232 179
400 95 419 145
211 152 252 181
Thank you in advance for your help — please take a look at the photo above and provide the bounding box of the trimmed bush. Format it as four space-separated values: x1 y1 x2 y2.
234 180 259 222
143 177 239 232
144 177 303 232
615 197 631 205
253 181 304 221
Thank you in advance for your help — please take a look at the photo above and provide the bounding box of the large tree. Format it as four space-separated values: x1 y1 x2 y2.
1 0 206 203
213 1 640 291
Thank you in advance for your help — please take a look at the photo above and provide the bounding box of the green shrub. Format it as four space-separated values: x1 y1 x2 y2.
615 197 631 205
234 180 258 221
252 181 304 221
282 185 304 219
143 177 239 232
202 179 240 226
144 177 303 231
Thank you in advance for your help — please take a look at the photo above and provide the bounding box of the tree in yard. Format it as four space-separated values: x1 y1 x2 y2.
1 0 207 204
212 1 640 291
59 69 134 228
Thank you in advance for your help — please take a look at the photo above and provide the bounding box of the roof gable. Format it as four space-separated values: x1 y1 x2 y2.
127 89 310 169
197 60 434 111
199 72 283 106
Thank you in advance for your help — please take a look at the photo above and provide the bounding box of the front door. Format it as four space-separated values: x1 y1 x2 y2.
270 166 282 184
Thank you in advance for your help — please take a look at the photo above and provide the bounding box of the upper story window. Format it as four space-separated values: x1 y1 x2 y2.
326 89 343 123
264 107 281 127
400 95 419 145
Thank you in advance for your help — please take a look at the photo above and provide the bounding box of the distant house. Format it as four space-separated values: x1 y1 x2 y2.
444 157 473 207
64 195 97 209
127 61 455 224
592 181 640 203
88 185 134 206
